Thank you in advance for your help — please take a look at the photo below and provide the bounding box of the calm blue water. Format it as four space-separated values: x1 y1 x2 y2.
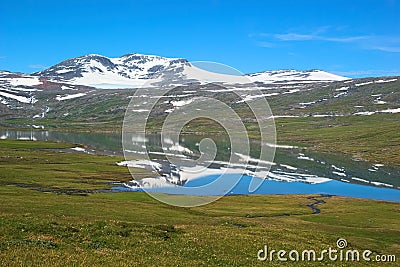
114 174 400 202
1 129 399 202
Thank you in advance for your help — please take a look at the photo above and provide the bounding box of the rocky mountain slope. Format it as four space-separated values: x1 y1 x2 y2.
1 52 399 131
32 54 192 88
22 53 350 88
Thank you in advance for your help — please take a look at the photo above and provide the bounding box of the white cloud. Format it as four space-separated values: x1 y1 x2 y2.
371 45 400 53
253 28 400 53
333 69 400 77
273 33 368 43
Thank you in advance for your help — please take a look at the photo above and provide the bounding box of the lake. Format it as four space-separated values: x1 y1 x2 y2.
1 129 399 202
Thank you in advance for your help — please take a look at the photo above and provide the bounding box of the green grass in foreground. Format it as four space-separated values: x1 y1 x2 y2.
0 140 399 266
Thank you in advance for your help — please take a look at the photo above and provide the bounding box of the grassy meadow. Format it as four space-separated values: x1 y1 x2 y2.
0 140 399 266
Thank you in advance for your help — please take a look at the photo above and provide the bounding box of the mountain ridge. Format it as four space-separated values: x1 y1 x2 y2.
18 53 349 88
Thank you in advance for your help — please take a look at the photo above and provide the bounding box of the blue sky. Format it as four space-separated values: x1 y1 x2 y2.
1 0 399 77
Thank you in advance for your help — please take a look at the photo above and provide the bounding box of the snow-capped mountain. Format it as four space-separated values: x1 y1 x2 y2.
246 69 348 84
31 53 348 88
33 54 192 88
0 53 351 110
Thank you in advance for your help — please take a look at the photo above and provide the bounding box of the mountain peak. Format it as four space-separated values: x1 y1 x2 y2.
246 69 348 83
30 53 348 88
32 53 191 88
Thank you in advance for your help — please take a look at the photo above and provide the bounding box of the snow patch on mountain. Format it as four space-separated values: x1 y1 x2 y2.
0 77 42 91
381 107 400 113
246 70 348 84
56 93 87 101
8 77 42 87
0 91 37 103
